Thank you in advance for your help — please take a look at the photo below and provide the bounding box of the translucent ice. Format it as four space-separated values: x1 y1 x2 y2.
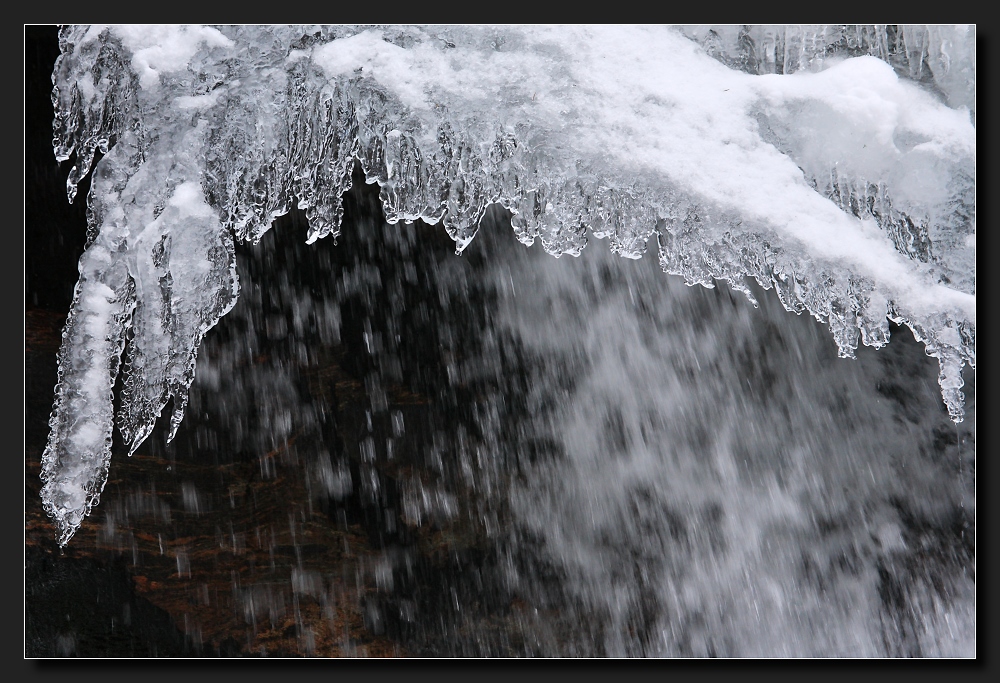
41 25 974 545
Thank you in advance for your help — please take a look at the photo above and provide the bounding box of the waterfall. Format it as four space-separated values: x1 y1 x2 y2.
27 24 974 657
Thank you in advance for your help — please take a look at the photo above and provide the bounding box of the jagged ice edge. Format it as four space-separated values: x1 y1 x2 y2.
40 25 974 546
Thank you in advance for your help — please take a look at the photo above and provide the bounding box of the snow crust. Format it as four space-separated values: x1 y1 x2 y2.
42 24 974 545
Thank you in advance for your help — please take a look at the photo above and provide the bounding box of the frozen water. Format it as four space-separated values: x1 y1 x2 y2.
41 24 973 553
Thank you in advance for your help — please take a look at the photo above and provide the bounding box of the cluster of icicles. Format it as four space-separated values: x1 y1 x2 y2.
40 25 974 545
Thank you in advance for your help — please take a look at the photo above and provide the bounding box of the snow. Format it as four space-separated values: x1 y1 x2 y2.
111 24 234 90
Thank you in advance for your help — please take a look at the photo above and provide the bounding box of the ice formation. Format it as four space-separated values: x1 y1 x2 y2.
41 25 975 546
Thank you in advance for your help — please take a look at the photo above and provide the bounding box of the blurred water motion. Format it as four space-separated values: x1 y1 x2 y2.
26 169 974 656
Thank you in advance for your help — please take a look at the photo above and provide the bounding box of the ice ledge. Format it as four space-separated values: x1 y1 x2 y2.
42 24 974 545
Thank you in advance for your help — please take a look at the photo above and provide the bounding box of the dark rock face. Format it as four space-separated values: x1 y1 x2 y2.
24 545 195 657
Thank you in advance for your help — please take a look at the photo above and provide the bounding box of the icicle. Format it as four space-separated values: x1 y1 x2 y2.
40 251 133 546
